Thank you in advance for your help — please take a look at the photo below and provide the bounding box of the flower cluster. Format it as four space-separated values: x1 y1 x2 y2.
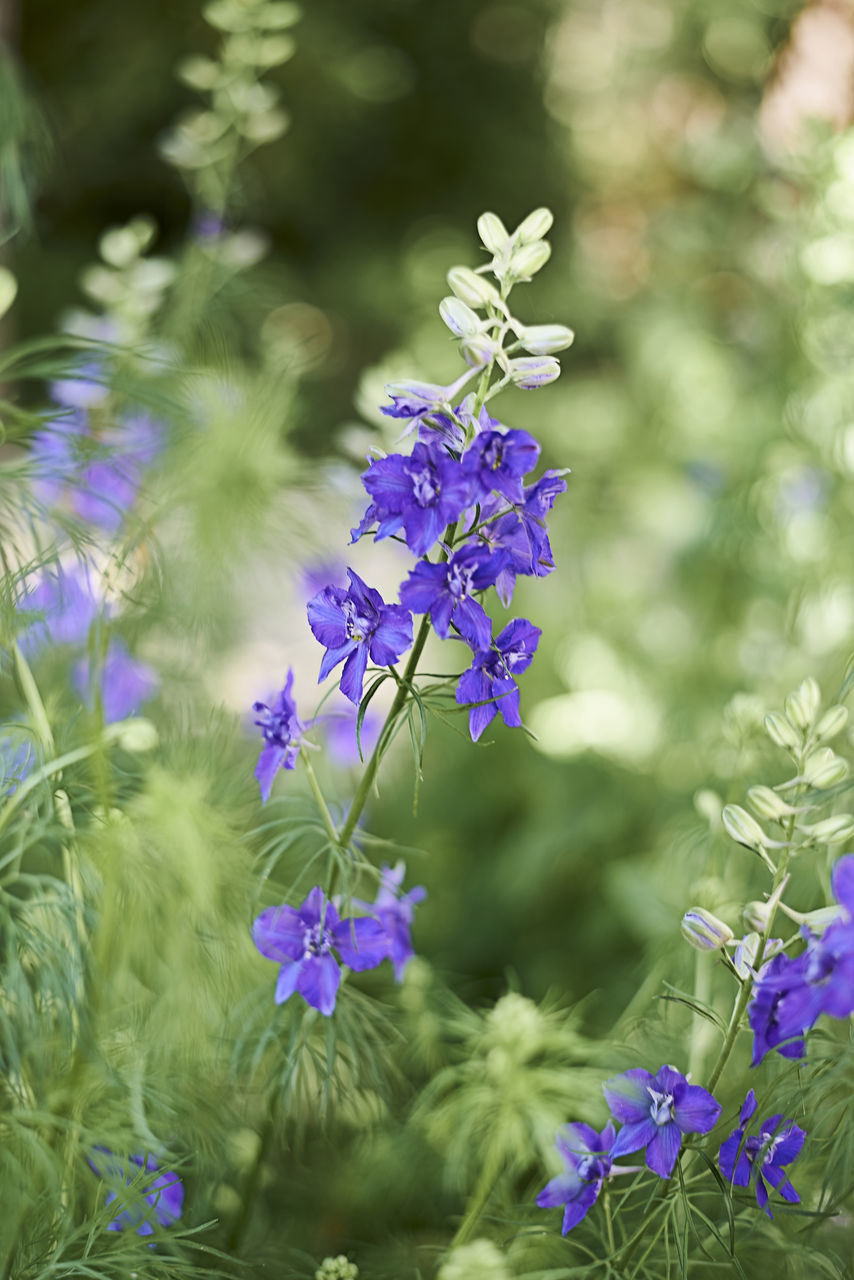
718 1090 804 1217
253 874 425 1016
748 854 854 1064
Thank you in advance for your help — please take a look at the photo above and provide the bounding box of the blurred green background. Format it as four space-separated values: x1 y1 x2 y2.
8 0 854 1267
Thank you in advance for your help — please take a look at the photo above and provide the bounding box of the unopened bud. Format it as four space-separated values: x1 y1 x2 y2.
460 333 498 368
722 804 768 852
778 902 841 932
518 323 575 355
804 748 849 789
681 908 733 951
513 207 554 244
815 704 848 742
802 814 854 844
764 711 802 751
477 212 510 255
447 265 501 308
439 296 481 338
785 678 821 730
508 356 560 389
743 900 772 932
508 239 551 280
114 719 159 752
747 785 797 822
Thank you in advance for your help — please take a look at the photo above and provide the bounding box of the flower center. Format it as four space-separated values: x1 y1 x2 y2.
757 1130 783 1167
577 1155 606 1181
411 466 440 507
342 598 374 644
647 1087 675 1126
253 702 294 748
303 923 332 958
448 562 475 599
483 438 505 471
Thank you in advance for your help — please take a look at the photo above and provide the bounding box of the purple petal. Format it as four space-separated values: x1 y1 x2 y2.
370 605 413 666
318 640 356 683
298 953 340 1015
333 916 389 971
832 854 854 916
274 960 302 1004
718 1131 750 1185
561 1182 600 1233
739 1090 758 1126
340 643 369 704
454 598 492 651
770 1123 806 1166
537 1170 582 1209
399 562 447 614
610 1118 658 1159
646 1122 682 1178
763 1164 801 1203
255 742 286 803
252 905 304 962
603 1069 657 1124
300 886 339 931
672 1083 721 1135
307 588 349 649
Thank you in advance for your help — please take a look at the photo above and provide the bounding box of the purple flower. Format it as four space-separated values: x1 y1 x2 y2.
17 565 102 656
747 952 812 1066
416 396 500 450
462 429 540 504
72 639 159 724
307 569 413 705
359 861 426 981
537 1122 615 1234
88 1148 183 1237
356 443 473 556
455 618 541 742
252 670 304 802
399 544 508 649
252 886 389 1016
50 360 109 410
718 1090 805 1216
381 380 453 421
603 1065 722 1178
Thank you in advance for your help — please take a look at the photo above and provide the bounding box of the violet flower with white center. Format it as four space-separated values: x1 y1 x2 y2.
355 443 473 557
359 861 426 981
456 618 541 742
252 886 389 1016
718 1089 805 1216
307 569 413 705
603 1064 721 1178
537 1121 616 1234
252 669 304 802
462 428 540 504
88 1148 184 1238
399 544 508 649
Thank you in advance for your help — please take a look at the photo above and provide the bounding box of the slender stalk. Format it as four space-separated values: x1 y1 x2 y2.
301 753 340 846
450 1155 500 1249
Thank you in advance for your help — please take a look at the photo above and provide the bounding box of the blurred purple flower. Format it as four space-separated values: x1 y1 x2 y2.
718 1089 805 1216
358 862 426 981
72 640 159 724
537 1121 615 1233
17 565 102 656
604 1064 721 1178
88 1148 183 1238
252 885 389 1015
253 670 304 802
307 569 413 704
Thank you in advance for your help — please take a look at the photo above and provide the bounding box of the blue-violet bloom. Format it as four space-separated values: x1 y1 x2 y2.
72 639 159 724
307 568 413 705
456 618 541 742
537 1121 616 1234
604 1064 722 1178
356 443 473 556
359 861 426 981
462 429 540 504
88 1148 184 1237
252 885 389 1016
399 544 508 649
718 1089 805 1216
253 669 304 802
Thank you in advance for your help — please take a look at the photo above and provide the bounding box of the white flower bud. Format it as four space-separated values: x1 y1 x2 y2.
764 711 802 751
747 785 797 822
517 323 575 355
0 266 17 321
460 333 498 368
815 704 848 742
512 207 554 244
742 900 772 932
803 748 849 789
722 804 768 852
802 814 854 844
508 239 551 280
681 908 733 951
446 265 501 308
508 356 560 389
439 296 481 337
477 211 510 255
785 678 821 730
114 719 159 752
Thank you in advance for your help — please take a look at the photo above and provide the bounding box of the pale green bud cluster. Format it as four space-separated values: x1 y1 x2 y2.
160 0 299 210
81 216 175 345
437 1239 512 1280
314 1256 358 1280
437 208 573 406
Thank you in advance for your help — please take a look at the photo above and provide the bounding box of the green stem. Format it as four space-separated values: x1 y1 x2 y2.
226 1092 279 1254
302 753 340 846
450 1155 500 1249
336 613 432 853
